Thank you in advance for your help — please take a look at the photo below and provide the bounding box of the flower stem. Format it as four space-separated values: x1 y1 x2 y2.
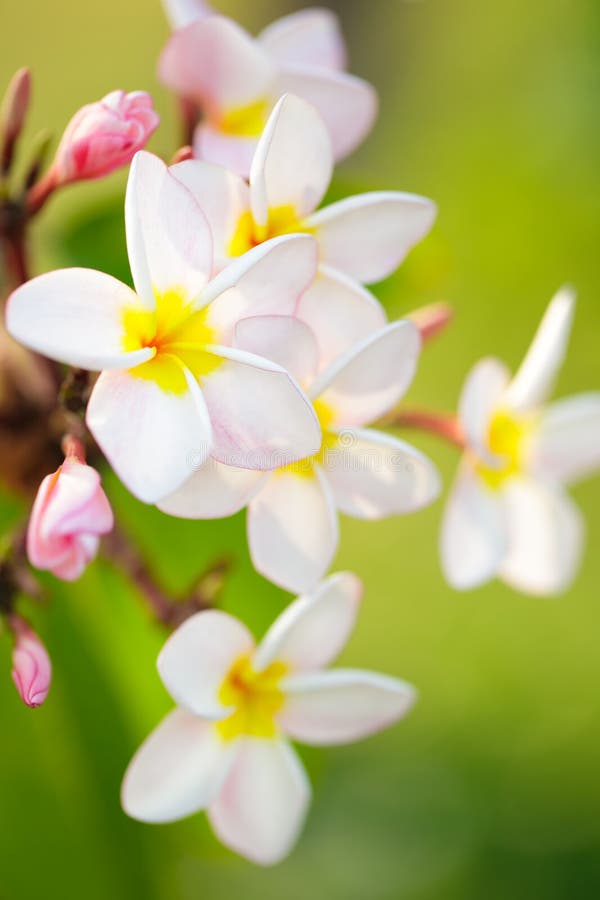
383 408 465 449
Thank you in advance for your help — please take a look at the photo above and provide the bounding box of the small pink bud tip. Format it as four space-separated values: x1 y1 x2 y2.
1 68 31 172
27 458 114 582
170 144 194 164
409 301 454 343
10 617 52 709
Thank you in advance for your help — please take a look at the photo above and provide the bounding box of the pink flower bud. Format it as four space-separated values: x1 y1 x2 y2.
27 457 114 581
11 618 52 709
51 90 159 184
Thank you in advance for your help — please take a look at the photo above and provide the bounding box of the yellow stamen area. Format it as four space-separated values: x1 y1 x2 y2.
278 397 337 479
219 98 270 138
476 409 534 489
121 288 222 393
217 653 288 741
228 205 308 257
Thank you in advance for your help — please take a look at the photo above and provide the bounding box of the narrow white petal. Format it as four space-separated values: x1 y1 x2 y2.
234 315 319 385
160 0 211 29
530 393 600 485
258 8 346 71
459 357 511 464
158 458 265 519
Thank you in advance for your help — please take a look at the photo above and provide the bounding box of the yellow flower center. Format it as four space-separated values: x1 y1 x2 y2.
217 653 288 741
228 206 308 257
278 397 337 478
219 98 270 138
121 288 222 393
476 409 534 489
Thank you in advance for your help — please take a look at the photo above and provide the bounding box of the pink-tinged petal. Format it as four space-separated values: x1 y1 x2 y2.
193 124 258 179
208 737 310 866
279 669 416 746
5 268 153 370
122 710 235 824
440 463 507 590
247 467 338 593
459 357 511 465
311 320 421 428
504 287 576 412
234 315 319 385
323 427 441 519
11 619 52 709
170 159 250 269
159 17 275 112
158 610 255 716
297 265 387 371
250 93 332 226
258 8 346 71
276 65 377 161
86 366 212 503
254 572 362 673
158 458 265 519
201 346 320 469
530 393 600 485
306 192 437 284
203 234 318 343
125 151 213 307
161 0 212 29
500 477 584 596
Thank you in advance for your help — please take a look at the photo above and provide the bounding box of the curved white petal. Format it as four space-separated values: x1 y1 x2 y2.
208 737 310 866
193 124 258 179
5 269 153 370
440 462 508 590
279 669 416 746
160 0 212 30
323 427 441 519
250 93 332 226
459 357 511 464
530 393 600 485
500 477 584 596
201 346 320 470
158 458 265 519
157 610 255 716
247 467 339 593
259 8 346 71
297 265 387 371
121 710 234 824
306 192 437 284
86 365 212 503
311 320 421 428
276 65 377 161
234 315 319 385
125 151 213 306
504 287 576 412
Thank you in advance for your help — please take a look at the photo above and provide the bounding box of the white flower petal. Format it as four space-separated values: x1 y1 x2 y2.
250 93 332 226
5 268 153 371
157 610 255 716
193 124 258 179
531 393 600 485
208 737 310 866
234 315 319 385
323 427 441 519
279 669 416 746
86 365 212 503
158 458 265 519
500 477 584 596
459 357 511 464
297 265 387 371
160 0 211 30
259 8 346 71
254 571 362 673
121 709 234 824
247 467 339 593
440 463 507 590
504 286 576 412
306 192 436 284
311 320 421 428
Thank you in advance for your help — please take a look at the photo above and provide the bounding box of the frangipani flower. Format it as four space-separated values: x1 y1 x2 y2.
10 616 52 709
158 11 376 177
121 572 416 865
441 288 600 594
7 151 321 504
171 93 437 368
161 317 441 593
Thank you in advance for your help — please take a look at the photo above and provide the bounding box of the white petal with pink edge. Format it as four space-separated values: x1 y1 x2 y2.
459 357 511 465
530 393 600 485
259 8 347 71
158 458 265 519
234 315 319 385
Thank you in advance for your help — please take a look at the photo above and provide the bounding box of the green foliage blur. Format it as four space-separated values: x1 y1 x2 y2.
1 1 599 898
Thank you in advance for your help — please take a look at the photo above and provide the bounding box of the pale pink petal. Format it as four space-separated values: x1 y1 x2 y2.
279 669 416 745
459 357 511 465
234 315 319 385
158 458 265 519
247 467 339 593
5 268 153 370
157 610 255 716
530 393 600 485
258 8 346 70
306 192 437 284
253 571 362 673
504 287 576 412
121 710 235 824
161 0 212 29
208 737 310 866
193 124 258 179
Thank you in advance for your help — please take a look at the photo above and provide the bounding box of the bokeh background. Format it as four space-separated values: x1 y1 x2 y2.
1 0 600 897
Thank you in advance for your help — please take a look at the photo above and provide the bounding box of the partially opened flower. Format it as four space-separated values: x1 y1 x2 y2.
7 151 321 504
161 317 441 593
441 287 600 594
121 572 416 865
158 12 376 177
172 93 437 367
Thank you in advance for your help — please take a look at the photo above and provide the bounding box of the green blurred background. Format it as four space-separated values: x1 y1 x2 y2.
1 0 600 897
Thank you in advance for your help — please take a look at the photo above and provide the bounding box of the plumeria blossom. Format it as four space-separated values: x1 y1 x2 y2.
7 151 321 504
171 93 437 368
158 10 376 177
161 317 441 593
121 572 416 865
10 616 52 709
441 288 600 595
